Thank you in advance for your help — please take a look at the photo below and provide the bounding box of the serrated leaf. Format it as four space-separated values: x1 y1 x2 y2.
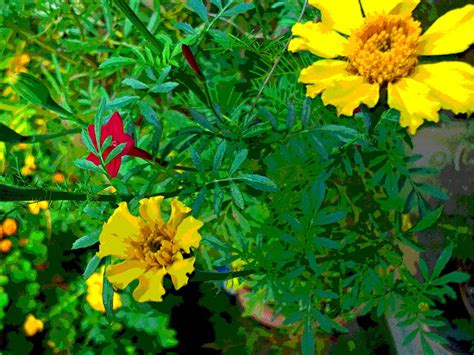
188 0 208 23
190 146 205 175
99 56 136 69
416 184 449 201
286 101 296 130
240 174 278 192
431 271 469 286
222 3 254 17
192 186 207 217
72 230 100 249
81 129 98 154
83 255 101 280
75 159 103 173
301 97 312 128
314 211 346 225
106 95 139 109
419 258 430 281
104 143 127 165
213 182 223 215
409 205 443 233
150 81 179 93
230 182 245 209
229 148 248 175
174 21 195 35
122 77 149 90
213 140 227 175
190 109 214 131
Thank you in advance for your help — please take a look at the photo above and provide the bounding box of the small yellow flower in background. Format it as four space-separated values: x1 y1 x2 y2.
97 196 203 302
17 143 28 150
21 154 36 176
23 314 44 337
2 218 18 236
224 259 247 295
27 201 49 215
401 214 413 232
8 53 30 74
289 1 474 134
86 267 122 312
52 172 65 184
0 239 13 253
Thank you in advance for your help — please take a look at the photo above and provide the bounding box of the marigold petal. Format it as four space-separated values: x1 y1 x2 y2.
106 259 146 289
309 0 363 35
361 0 419 16
132 267 167 302
167 257 195 290
289 22 348 58
388 78 440 135
321 75 380 116
139 196 165 227
298 60 349 97
410 62 474 114
418 4 474 56
175 216 203 253
167 199 191 232
97 202 141 259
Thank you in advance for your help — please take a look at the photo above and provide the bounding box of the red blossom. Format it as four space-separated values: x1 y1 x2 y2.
182 44 202 77
85 112 137 178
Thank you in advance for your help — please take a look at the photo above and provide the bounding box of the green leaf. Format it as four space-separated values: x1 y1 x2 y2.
190 146 205 175
213 140 227 176
420 334 435 355
240 174 278 192
187 0 208 23
223 3 254 17
190 109 214 131
94 97 106 149
104 143 127 165
74 159 103 173
81 129 99 155
210 0 222 10
72 230 100 249
286 101 296 130
416 184 449 201
0 123 26 143
431 271 469 286
419 258 430 281
424 331 448 345
301 317 315 355
402 328 419 346
301 97 312 128
431 243 453 279
229 148 248 175
99 56 136 69
122 77 149 90
313 237 340 249
150 81 179 93
106 95 139 109
11 73 73 118
192 186 207 217
83 255 101 280
409 205 443 232
213 182 223 215
102 257 114 322
230 182 245 209
318 125 359 143
315 211 346 225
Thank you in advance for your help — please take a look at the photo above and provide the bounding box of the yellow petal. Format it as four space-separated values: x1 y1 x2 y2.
139 196 165 226
410 62 474 114
132 267 167 302
288 22 348 58
418 4 474 56
167 257 195 290
106 259 146 289
321 75 380 116
175 216 203 253
28 202 40 215
167 199 191 232
388 78 440 135
309 0 363 35
361 0 419 16
97 202 141 259
298 59 349 97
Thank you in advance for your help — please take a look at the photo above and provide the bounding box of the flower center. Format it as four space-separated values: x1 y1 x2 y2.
140 226 180 267
346 14 421 85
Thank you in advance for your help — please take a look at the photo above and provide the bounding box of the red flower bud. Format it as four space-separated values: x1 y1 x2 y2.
182 44 202 76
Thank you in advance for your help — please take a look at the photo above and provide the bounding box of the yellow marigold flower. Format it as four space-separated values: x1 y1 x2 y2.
52 172 65 184
289 1 474 134
0 239 13 253
21 154 36 176
86 267 122 312
27 201 49 215
2 218 17 236
97 196 203 302
401 213 413 232
23 314 44 337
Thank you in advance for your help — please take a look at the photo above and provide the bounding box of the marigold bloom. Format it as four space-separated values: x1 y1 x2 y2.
86 268 122 312
0 239 13 253
23 314 44 337
289 1 474 134
97 196 203 302
21 154 36 176
85 112 155 178
28 201 49 215
52 172 65 184
2 218 17 236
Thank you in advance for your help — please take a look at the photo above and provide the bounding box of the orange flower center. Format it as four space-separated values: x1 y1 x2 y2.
346 14 421 84
140 226 180 267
